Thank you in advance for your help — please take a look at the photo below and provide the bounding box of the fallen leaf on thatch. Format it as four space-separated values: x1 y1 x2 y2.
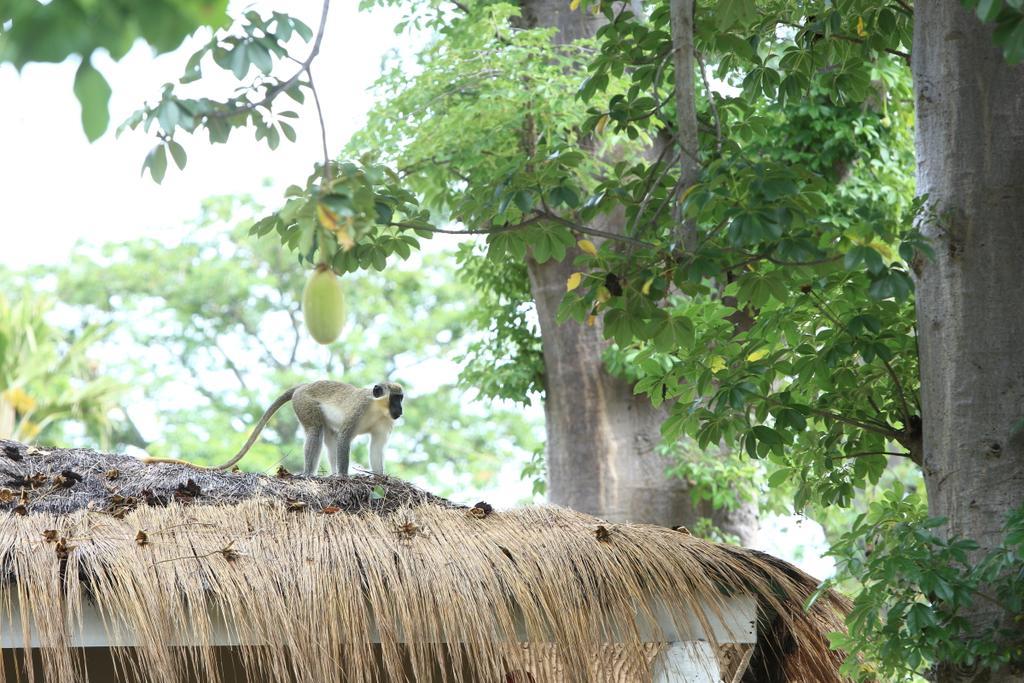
105 468 120 481
0 488 13 503
322 506 341 514
141 489 169 507
174 479 201 502
54 469 83 489
673 525 691 535
3 444 23 461
41 529 58 542
54 537 74 559
396 520 419 538
276 466 292 479
135 530 149 546
594 525 611 542
286 499 307 512
468 501 494 519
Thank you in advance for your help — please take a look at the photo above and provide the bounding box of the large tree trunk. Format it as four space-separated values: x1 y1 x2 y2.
913 4 1024 681
520 0 757 543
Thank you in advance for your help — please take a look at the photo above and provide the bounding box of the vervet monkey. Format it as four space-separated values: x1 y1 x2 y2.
142 381 404 476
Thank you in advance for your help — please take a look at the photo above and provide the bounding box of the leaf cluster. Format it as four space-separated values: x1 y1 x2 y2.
821 487 1024 680
1 0 230 140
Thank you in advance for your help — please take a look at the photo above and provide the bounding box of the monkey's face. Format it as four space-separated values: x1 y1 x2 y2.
373 383 404 420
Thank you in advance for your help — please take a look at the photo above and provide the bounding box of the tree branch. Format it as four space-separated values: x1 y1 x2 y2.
806 289 915 425
804 405 901 438
307 63 332 184
781 21 910 63
391 211 658 248
668 0 700 251
536 210 657 247
695 51 722 156
831 450 911 460
205 0 331 121
892 0 913 17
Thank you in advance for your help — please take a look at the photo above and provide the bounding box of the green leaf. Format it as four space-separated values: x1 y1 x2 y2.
73 57 112 141
229 44 250 79
157 100 182 133
767 468 792 488
752 425 783 446
167 140 187 170
293 19 314 42
249 42 273 74
280 121 297 142
976 0 1003 22
142 144 168 183
716 0 758 29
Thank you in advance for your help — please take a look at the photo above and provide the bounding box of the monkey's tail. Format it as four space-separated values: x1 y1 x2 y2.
211 387 297 470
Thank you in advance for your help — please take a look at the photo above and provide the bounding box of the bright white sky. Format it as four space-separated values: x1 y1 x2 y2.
0 1 833 577
0 1 404 265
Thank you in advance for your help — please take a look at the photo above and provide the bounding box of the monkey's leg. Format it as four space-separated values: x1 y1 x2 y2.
369 428 389 475
324 429 338 475
334 432 353 476
303 426 324 476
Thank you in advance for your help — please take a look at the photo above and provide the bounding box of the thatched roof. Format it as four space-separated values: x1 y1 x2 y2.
0 440 451 516
0 440 850 683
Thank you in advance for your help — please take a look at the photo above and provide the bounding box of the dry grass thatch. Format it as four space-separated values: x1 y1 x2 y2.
0 440 851 682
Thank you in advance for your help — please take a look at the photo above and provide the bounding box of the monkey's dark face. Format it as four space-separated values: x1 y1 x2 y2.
389 392 404 420
373 382 404 420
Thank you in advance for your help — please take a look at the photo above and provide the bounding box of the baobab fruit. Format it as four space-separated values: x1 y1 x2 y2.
302 264 345 344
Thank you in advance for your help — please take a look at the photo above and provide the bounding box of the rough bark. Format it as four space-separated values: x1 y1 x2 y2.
913 4 1024 680
519 0 757 543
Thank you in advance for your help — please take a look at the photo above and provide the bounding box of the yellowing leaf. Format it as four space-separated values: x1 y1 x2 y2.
747 349 769 362
577 239 598 256
566 272 583 291
18 419 41 439
316 202 338 231
586 314 597 327
569 0 580 10
2 388 36 414
856 16 867 38
709 356 727 373
869 240 893 260
594 114 609 135
317 203 354 250
596 286 612 303
333 223 355 250
680 183 700 202
641 278 654 295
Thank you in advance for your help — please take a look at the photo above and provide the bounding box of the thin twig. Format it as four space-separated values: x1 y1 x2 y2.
781 21 910 63
537 210 658 247
808 289 914 424
388 215 545 236
765 253 842 267
879 356 913 425
205 0 332 120
804 405 901 437
831 450 909 460
391 212 658 248
892 0 913 17
307 63 332 185
628 143 681 236
696 51 722 155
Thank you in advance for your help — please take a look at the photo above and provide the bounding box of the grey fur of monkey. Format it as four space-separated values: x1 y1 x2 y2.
142 381 403 476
